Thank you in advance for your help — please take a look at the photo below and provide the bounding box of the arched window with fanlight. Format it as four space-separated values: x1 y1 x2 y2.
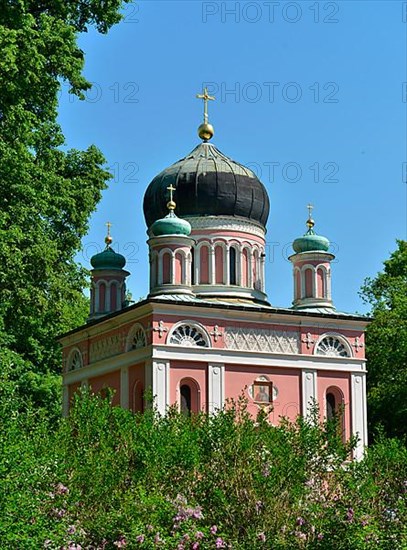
67 348 83 371
315 334 351 358
168 321 211 348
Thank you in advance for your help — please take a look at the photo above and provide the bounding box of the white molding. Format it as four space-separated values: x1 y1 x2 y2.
301 370 317 419
64 347 151 384
151 344 366 371
208 363 225 413
120 366 129 409
186 215 266 238
351 372 368 460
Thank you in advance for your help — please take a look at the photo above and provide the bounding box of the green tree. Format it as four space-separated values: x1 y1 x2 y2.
0 0 130 409
361 240 407 440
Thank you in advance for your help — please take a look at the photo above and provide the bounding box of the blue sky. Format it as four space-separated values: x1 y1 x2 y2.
57 1 406 314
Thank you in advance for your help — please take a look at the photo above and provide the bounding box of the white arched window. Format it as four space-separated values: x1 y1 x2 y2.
67 348 83 371
168 321 211 347
125 323 147 352
315 334 352 358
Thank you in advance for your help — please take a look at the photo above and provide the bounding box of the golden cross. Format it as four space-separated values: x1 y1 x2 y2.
196 87 215 124
106 221 112 236
307 204 314 219
167 184 176 202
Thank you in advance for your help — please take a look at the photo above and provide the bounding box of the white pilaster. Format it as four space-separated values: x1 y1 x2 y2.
208 363 225 414
302 369 317 419
171 251 175 284
152 360 170 415
210 245 215 284
248 250 253 288
62 385 69 417
225 246 230 285
120 366 129 409
260 253 266 292
351 372 368 460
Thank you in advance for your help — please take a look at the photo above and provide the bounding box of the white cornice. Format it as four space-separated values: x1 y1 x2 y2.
152 344 366 371
59 302 154 346
185 216 266 238
63 343 366 385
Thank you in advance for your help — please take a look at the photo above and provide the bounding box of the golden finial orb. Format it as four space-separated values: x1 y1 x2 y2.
167 200 176 211
198 122 214 141
306 204 315 229
196 87 215 141
105 221 113 246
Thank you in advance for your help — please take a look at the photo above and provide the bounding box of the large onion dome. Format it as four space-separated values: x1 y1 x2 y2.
143 142 270 229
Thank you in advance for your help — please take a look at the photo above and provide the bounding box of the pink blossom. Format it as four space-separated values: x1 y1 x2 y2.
295 532 307 540
215 537 226 548
317 533 324 540
136 535 145 544
210 525 218 535
346 508 354 521
195 531 204 540
296 517 305 526
67 544 81 550
67 526 76 535
56 482 69 495
192 543 199 550
257 532 266 542
113 536 127 548
255 500 263 513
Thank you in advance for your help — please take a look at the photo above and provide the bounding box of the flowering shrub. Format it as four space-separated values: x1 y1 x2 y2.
1 389 407 548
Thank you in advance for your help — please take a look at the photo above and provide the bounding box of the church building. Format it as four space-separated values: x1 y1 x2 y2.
60 90 368 459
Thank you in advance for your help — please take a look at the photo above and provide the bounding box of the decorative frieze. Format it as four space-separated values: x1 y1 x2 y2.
224 327 300 354
89 334 124 363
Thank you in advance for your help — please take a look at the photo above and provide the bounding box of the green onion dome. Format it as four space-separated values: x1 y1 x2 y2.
292 212 330 253
150 211 191 237
90 246 126 270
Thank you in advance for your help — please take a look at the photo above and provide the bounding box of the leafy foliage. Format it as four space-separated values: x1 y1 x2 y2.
361 240 407 440
0 0 130 405
2 391 407 549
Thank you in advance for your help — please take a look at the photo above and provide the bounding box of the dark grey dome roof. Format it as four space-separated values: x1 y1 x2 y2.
143 142 270 229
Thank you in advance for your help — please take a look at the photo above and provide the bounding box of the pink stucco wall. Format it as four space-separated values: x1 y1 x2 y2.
317 371 351 439
169 360 207 411
200 246 209 284
225 365 301 423
129 362 145 412
215 246 223 284
89 371 120 406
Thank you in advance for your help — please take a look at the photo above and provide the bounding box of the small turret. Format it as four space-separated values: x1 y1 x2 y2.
289 205 335 310
89 223 130 320
147 186 194 297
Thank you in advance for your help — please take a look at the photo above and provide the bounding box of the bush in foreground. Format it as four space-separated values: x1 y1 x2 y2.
1 390 407 549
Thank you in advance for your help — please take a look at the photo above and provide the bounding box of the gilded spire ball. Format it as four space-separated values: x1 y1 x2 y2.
105 221 113 246
196 87 215 141
306 204 315 229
